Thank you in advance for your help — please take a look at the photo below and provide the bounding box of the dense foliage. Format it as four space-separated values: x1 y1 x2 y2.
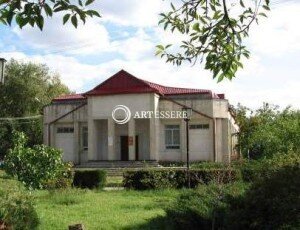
123 168 239 190
0 0 100 30
228 166 300 229
157 0 270 81
73 170 107 189
162 152 300 229
4 132 71 189
233 103 300 159
0 59 70 158
165 182 248 230
0 173 38 230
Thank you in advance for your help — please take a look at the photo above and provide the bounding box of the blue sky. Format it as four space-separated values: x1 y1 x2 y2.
0 0 299 109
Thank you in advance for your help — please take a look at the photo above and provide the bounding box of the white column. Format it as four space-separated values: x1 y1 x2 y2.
88 118 96 161
107 118 115 160
149 117 159 160
128 119 136 160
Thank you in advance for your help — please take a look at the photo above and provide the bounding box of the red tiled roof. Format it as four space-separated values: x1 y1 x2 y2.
52 94 86 102
84 70 221 98
53 70 223 102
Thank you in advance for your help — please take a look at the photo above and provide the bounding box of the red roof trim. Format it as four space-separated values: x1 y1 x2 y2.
53 70 224 102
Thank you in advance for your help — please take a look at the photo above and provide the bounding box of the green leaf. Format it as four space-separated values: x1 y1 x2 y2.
86 10 101 17
36 15 44 30
63 14 71 24
6 10 14 25
71 15 78 28
240 0 245 8
258 12 267 17
44 4 53 17
262 5 270 11
85 0 95 6
192 23 200 32
156 45 164 50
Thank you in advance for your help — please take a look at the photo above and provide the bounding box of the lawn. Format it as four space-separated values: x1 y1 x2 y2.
1 171 179 230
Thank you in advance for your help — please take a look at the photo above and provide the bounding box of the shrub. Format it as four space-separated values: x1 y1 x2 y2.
227 166 300 229
123 168 240 190
0 190 39 230
165 182 248 230
191 161 227 169
4 131 70 189
240 151 300 182
73 170 107 189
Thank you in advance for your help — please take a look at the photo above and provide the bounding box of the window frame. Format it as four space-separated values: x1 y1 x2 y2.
56 127 74 133
189 124 210 130
82 126 88 151
165 124 180 150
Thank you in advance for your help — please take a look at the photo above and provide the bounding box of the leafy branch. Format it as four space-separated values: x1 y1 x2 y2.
156 0 270 82
0 0 101 30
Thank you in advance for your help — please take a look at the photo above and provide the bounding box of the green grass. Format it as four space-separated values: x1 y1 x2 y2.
34 189 179 230
0 170 179 229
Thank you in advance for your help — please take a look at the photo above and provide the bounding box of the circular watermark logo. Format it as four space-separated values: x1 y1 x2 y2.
112 105 131 124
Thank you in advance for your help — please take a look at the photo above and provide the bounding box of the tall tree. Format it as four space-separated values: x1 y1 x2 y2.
0 59 71 158
157 0 270 82
0 0 100 30
232 103 300 159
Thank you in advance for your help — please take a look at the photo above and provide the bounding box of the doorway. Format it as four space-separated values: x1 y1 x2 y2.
120 136 139 161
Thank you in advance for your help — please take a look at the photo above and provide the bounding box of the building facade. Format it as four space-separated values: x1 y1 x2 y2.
43 70 239 165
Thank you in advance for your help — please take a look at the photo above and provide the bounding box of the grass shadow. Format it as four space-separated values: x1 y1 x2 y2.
122 215 175 230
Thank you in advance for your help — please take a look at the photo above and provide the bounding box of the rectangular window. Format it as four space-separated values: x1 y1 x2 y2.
189 124 209 129
165 125 180 149
57 127 74 133
82 127 88 150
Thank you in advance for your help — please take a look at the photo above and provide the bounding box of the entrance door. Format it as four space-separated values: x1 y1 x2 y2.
121 136 129 161
120 136 139 161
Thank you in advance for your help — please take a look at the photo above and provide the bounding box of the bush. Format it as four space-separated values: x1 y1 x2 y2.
165 182 248 230
123 168 240 190
4 131 70 189
0 190 39 230
227 166 300 229
240 151 300 182
191 161 228 169
73 170 107 189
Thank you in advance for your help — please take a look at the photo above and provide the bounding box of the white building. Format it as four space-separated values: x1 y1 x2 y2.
43 70 239 165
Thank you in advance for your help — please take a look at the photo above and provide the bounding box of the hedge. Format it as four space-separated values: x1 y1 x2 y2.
73 170 107 189
123 168 240 190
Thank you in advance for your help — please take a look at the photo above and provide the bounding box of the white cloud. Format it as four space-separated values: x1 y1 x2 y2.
97 0 170 27
110 29 155 60
13 15 110 55
249 2 300 56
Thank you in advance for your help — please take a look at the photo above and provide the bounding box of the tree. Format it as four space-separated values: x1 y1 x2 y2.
156 0 270 82
232 103 300 159
0 0 100 30
4 131 70 189
0 59 71 158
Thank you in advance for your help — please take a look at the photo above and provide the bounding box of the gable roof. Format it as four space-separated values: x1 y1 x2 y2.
53 70 222 102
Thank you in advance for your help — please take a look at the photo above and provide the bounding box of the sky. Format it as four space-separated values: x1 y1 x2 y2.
0 0 299 109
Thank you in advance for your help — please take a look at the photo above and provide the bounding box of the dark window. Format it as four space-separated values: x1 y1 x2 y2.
82 127 88 150
57 127 74 133
165 125 180 149
189 124 209 129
